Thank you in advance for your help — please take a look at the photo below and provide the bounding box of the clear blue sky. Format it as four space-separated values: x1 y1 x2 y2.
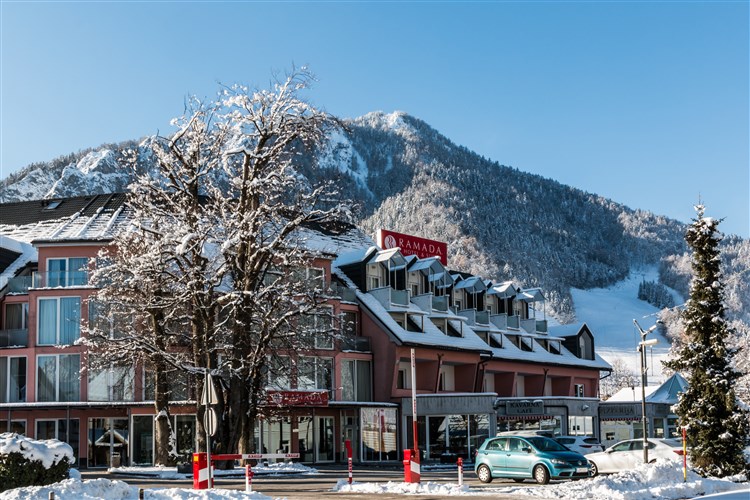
1 1 748 237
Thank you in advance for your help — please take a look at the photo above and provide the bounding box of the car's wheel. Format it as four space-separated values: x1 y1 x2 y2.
589 461 599 477
533 464 550 485
512 478 525 483
476 464 493 483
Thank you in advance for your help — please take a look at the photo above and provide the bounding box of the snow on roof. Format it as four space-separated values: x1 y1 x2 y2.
548 323 587 338
606 385 660 402
646 372 688 404
333 246 377 268
0 235 36 291
0 432 74 468
332 267 491 353
489 280 516 297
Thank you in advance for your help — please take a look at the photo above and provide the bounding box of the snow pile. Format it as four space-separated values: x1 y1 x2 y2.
0 433 74 469
330 460 748 499
0 478 272 499
333 478 469 495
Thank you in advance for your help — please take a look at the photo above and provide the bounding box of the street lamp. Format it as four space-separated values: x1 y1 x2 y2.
634 319 659 464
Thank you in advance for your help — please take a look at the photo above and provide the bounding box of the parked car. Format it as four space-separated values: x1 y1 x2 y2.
586 438 684 476
474 435 590 485
553 435 605 455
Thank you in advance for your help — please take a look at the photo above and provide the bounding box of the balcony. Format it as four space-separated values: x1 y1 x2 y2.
0 329 28 348
370 287 409 309
34 271 89 288
432 295 448 312
331 283 357 303
507 315 520 329
490 313 508 329
475 310 489 325
340 336 371 352
3 276 32 294
521 318 548 334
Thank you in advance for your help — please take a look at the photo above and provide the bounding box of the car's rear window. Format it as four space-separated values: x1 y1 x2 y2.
583 438 601 444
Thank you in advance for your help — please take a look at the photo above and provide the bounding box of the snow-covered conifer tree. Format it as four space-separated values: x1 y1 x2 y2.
664 205 749 476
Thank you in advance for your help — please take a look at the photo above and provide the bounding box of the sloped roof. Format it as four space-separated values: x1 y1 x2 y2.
646 372 688 404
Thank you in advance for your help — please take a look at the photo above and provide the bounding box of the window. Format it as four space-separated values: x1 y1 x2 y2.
298 356 332 395
37 419 79 465
88 300 128 339
411 284 419 297
1 420 25 435
143 368 191 401
574 383 585 398
266 355 291 390
37 354 80 402
341 359 371 401
291 267 325 289
0 357 26 402
396 362 411 389
368 275 380 290
4 303 28 330
299 310 333 350
38 297 80 345
88 363 135 401
47 258 88 287
438 365 455 391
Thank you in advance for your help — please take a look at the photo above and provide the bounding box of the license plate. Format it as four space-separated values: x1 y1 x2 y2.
576 467 588 473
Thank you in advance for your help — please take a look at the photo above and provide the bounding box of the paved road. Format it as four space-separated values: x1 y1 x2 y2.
87 465 559 499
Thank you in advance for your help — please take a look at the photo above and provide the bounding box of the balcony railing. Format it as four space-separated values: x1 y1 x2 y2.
490 313 508 329
331 283 357 302
4 276 32 294
340 336 371 352
432 295 448 312
507 315 520 329
34 271 89 288
475 310 489 325
0 329 28 348
370 287 409 308
536 319 548 333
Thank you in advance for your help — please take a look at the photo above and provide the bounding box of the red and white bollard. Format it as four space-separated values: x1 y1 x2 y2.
345 439 353 484
192 453 213 490
245 464 254 492
457 457 463 486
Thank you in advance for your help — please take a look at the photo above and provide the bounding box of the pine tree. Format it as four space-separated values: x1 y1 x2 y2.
664 205 749 476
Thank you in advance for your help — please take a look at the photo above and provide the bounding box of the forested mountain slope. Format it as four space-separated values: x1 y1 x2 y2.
2 111 747 325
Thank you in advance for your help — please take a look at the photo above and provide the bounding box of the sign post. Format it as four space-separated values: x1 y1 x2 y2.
403 348 420 483
201 372 219 489
345 439 353 484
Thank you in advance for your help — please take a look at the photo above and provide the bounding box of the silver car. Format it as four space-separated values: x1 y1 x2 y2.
554 435 605 455
586 438 684 476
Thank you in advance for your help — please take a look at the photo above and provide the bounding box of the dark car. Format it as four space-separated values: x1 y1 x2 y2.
474 435 591 484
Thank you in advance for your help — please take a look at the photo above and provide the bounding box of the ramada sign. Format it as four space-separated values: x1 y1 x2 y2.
376 229 448 265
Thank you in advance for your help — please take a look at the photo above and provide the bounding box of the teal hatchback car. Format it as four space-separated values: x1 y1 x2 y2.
474 435 591 484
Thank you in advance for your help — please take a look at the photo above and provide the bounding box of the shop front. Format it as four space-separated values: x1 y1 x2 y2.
402 394 496 462
495 397 601 438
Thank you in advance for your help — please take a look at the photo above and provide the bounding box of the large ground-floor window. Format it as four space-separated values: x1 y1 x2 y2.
497 416 562 436
37 418 79 465
361 408 397 461
406 413 491 462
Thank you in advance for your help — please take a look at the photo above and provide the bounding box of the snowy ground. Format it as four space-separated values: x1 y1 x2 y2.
571 266 679 384
1 460 747 499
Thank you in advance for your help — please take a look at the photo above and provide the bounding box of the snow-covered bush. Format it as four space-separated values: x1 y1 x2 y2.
0 433 74 491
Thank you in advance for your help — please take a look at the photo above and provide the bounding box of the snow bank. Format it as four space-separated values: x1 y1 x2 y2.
0 432 74 468
331 460 748 499
109 461 317 478
0 478 271 499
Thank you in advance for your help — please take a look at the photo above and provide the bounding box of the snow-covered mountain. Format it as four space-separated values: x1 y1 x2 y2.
1 111 748 331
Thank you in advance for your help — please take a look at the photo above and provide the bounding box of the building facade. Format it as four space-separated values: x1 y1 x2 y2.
0 194 611 467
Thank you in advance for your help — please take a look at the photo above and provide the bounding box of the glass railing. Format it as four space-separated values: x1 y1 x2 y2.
490 314 508 329
507 315 520 329
521 318 537 333
391 289 409 306
341 336 371 352
331 283 357 302
0 329 28 348
432 295 448 312
475 310 490 325
34 271 89 288
536 320 548 333
4 276 32 294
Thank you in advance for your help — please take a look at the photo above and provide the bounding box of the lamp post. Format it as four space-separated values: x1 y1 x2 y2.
634 319 659 464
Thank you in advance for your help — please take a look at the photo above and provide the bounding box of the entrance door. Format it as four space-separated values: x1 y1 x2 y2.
316 416 335 462
342 414 359 462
